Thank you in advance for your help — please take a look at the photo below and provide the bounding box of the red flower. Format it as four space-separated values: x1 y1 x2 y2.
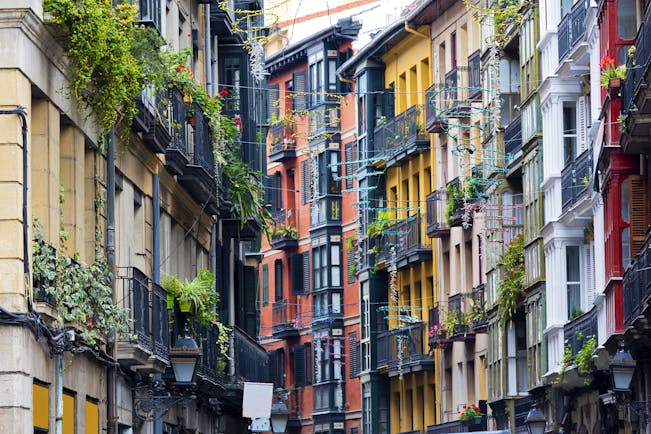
600 55 615 71
187 32 192 37
175 64 185 72
235 118 242 126
220 89 229 96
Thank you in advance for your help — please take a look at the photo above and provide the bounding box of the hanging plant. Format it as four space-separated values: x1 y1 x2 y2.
575 334 597 385
162 269 220 325
497 233 525 325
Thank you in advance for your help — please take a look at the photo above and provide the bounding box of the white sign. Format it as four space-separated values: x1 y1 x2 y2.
242 382 274 418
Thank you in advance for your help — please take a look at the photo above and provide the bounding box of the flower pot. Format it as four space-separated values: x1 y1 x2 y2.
187 114 195 127
166 294 174 310
472 415 483 425
179 300 194 313
608 77 621 97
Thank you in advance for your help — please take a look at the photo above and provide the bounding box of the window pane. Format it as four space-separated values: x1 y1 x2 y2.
566 246 580 282
621 178 630 222
618 0 637 40
622 227 631 268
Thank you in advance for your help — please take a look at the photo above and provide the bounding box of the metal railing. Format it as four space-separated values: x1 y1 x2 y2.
377 322 429 369
558 0 587 62
564 306 598 357
426 190 449 236
170 87 189 155
622 2 651 113
504 115 522 158
624 229 651 325
427 420 464 434
376 214 431 265
232 326 269 382
272 299 297 333
374 105 427 159
192 104 215 177
117 267 153 352
470 284 487 330
561 149 592 210
151 282 169 359
268 121 295 153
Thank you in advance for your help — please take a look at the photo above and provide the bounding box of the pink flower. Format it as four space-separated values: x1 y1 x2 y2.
235 118 242 126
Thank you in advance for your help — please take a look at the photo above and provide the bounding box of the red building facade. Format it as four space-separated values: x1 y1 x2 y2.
260 19 362 434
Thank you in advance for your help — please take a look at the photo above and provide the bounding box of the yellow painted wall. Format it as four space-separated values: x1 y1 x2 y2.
63 392 75 434
381 28 437 434
85 400 99 434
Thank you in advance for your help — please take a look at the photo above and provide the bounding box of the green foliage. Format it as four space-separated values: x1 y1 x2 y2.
467 298 487 324
497 233 525 325
367 210 394 238
555 345 574 385
162 269 219 326
575 335 597 384
441 310 468 336
32 219 131 346
43 0 163 133
223 151 271 229
268 224 299 240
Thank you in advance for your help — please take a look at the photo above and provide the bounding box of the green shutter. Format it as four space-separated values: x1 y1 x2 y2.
262 264 268 306
293 344 306 387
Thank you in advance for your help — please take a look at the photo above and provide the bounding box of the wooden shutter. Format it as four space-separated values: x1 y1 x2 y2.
293 71 308 113
277 349 286 387
302 252 310 293
345 142 353 190
629 175 650 255
291 253 303 295
383 89 395 118
304 342 312 384
267 84 280 122
349 332 360 378
293 344 306 387
262 264 269 306
274 259 283 301
301 160 309 204
577 96 587 154
264 175 273 206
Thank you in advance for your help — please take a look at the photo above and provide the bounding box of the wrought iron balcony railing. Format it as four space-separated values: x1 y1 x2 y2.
426 190 450 238
561 149 592 211
504 115 522 159
375 214 432 268
564 306 598 358
624 229 651 325
557 0 587 62
377 322 432 376
232 326 269 382
374 105 428 166
117 267 153 352
272 299 299 338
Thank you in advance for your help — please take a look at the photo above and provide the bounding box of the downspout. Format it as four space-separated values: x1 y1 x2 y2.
56 352 63 434
404 22 429 39
205 3 213 97
152 170 162 434
106 127 117 434
0 108 29 281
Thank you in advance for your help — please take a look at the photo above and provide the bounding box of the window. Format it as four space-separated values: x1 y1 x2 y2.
33 382 49 432
268 84 280 122
262 264 268 306
302 160 309 205
618 0 637 40
312 243 341 290
272 172 282 212
562 101 577 166
223 56 241 112
314 333 330 383
63 391 75 434
451 31 457 69
85 398 99 434
566 246 581 318
138 0 162 32
274 259 283 301
309 52 324 106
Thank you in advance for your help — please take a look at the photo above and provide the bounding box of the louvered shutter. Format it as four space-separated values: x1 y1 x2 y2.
277 349 286 387
293 344 306 387
304 342 312 384
263 175 273 206
291 253 303 295
349 333 360 378
383 89 395 118
268 84 280 122
585 241 595 307
293 71 308 113
347 241 356 284
302 252 310 293
577 96 587 154
301 160 309 205
345 142 353 190
629 175 650 255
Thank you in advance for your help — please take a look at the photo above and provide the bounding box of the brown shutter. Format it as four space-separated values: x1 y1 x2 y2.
629 175 650 255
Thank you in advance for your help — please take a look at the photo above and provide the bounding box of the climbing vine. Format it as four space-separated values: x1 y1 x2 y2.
496 233 525 325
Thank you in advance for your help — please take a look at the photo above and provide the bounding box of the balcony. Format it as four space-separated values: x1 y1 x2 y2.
116 267 169 373
376 214 432 269
426 190 450 238
268 121 296 163
178 103 219 214
374 105 429 167
504 115 522 160
624 229 651 326
427 305 451 349
140 89 172 154
165 87 191 176
210 0 235 36
272 299 299 339
427 421 464 434
309 101 340 141
621 2 651 153
231 326 269 382
447 293 474 341
564 307 598 357
270 209 298 250
310 195 341 229
557 0 587 63
425 56 481 134
561 149 592 211
377 322 434 377
470 284 487 332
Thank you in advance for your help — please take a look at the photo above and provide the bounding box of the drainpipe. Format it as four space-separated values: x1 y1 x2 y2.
106 127 117 434
205 4 213 97
55 352 63 434
0 107 28 281
152 170 162 434
404 22 429 39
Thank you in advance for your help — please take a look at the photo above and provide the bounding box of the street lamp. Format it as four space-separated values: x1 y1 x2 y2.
169 329 202 384
270 399 289 433
524 404 547 434
610 344 636 392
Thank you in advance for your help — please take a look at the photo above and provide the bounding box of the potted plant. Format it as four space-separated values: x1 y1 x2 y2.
162 269 219 325
599 55 626 95
459 404 484 426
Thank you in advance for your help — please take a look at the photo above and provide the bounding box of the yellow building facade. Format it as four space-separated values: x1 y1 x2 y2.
379 27 438 434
